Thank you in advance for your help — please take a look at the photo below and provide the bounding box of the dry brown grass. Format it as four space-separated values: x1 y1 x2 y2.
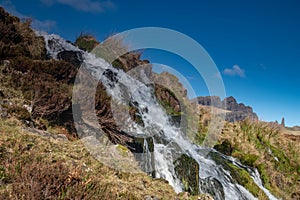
0 8 45 60
0 117 212 200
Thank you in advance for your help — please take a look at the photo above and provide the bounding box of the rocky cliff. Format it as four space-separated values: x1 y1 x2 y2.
193 96 258 122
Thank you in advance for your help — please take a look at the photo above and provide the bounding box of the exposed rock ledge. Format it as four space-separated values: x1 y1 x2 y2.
192 96 258 122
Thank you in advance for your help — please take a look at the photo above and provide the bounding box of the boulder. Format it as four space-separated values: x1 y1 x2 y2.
131 137 155 177
174 154 199 195
57 50 83 67
213 139 233 156
199 177 225 200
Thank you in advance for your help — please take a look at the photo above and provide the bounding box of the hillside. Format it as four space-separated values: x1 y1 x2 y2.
0 6 299 200
0 7 217 200
0 116 218 200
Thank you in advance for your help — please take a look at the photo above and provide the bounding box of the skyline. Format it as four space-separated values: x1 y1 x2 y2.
1 0 299 126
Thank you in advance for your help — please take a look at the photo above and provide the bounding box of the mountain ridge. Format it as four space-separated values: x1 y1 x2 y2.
192 96 258 122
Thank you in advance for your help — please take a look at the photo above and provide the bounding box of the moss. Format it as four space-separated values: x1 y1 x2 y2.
213 139 233 156
209 152 267 199
195 131 206 145
158 99 182 116
75 33 99 52
116 144 130 156
257 164 271 189
155 84 182 117
226 163 268 199
231 150 258 167
112 59 125 70
174 154 199 195
269 145 295 173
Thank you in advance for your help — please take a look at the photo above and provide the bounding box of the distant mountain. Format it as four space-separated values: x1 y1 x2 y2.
192 96 258 122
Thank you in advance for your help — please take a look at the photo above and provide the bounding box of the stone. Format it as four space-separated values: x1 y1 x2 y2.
0 90 4 98
213 139 233 156
199 177 224 200
174 154 199 195
0 104 8 118
57 50 83 67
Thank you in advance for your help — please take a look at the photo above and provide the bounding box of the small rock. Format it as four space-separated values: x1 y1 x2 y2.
144 195 152 200
3 60 10 66
144 195 158 200
0 104 8 118
0 90 4 98
198 194 214 200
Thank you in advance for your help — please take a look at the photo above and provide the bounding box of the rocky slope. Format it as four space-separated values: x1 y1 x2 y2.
0 7 214 199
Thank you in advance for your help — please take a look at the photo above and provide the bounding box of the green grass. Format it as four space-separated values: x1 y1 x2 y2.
210 119 300 199
75 33 99 52
208 151 267 199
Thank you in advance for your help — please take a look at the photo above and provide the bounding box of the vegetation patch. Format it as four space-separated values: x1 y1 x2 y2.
210 119 300 199
0 118 208 199
208 152 267 199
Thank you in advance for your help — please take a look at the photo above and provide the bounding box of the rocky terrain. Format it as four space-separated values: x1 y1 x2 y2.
192 96 258 122
0 6 299 200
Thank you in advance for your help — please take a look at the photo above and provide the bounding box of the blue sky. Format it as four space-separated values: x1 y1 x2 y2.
1 0 299 126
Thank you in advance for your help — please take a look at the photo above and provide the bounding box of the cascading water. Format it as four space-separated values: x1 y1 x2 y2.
38 31 279 200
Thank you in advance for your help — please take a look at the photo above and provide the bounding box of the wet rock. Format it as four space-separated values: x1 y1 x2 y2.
174 154 199 195
199 177 225 200
57 50 83 67
103 69 118 86
213 139 233 156
131 137 155 177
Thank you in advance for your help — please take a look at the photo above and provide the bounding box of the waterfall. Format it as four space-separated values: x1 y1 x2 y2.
38 32 279 200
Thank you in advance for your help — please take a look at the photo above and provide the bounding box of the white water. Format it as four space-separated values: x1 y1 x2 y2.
38 32 279 200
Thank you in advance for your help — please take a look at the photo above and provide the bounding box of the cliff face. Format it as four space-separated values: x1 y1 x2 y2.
194 96 258 122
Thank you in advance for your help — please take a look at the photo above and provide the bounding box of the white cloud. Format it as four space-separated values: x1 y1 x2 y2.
40 0 114 13
0 0 56 31
223 65 245 78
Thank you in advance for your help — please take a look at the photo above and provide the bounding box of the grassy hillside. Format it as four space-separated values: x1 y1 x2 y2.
197 106 300 199
0 7 216 199
0 117 216 199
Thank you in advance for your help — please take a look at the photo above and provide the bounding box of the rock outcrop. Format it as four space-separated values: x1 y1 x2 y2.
174 154 199 195
193 96 258 122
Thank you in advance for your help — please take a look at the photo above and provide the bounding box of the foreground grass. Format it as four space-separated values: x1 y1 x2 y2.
0 118 213 200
